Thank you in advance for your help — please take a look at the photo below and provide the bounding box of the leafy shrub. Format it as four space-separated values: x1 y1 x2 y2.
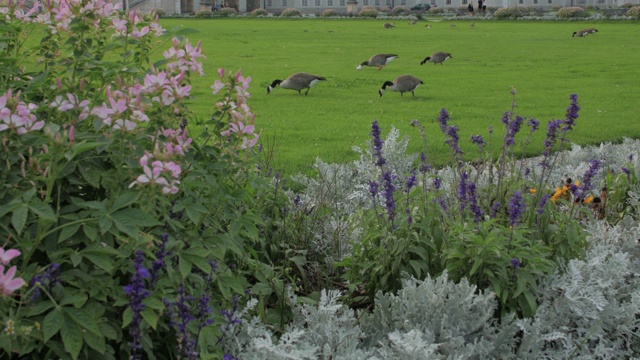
429 6 445 14
321 8 338 16
218 6 238 15
556 6 587 18
195 9 214 17
493 6 532 18
250 8 268 16
151 8 166 17
378 6 391 12
359 5 378 17
281 7 302 16
391 6 408 14
626 5 640 19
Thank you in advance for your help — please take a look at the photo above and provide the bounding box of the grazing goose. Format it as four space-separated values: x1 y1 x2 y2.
586 27 598 34
383 22 395 28
572 30 590 37
420 52 452 65
469 22 475 29
266 73 326 96
379 75 424 97
357 53 399 71
425 24 432 28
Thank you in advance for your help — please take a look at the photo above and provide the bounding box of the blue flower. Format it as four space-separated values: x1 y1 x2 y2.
371 120 386 167
563 94 580 131
507 191 525 226
511 257 520 269
124 250 151 357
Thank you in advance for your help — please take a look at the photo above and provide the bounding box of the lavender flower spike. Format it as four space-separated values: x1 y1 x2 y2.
371 120 386 167
382 171 397 223
124 250 151 358
507 191 525 226
563 94 580 131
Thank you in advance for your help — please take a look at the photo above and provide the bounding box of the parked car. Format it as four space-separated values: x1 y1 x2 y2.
411 3 431 11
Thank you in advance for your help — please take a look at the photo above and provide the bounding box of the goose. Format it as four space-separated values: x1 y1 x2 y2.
425 24 432 28
586 27 598 34
420 52 452 65
379 75 424 97
469 23 475 29
357 53 399 71
449 23 456 28
572 30 589 37
409 18 418 25
266 73 326 96
383 22 395 28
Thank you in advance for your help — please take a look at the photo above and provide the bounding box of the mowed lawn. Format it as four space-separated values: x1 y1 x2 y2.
160 18 640 175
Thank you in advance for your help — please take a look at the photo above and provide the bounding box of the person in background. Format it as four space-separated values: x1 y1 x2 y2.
467 1 474 15
482 0 487 13
477 0 483 13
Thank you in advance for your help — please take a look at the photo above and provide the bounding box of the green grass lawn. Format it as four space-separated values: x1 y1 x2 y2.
161 18 640 175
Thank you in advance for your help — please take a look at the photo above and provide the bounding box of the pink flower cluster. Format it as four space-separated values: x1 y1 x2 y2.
0 90 45 134
110 11 165 39
163 38 206 76
214 69 259 150
129 153 182 195
135 70 192 110
0 247 25 297
91 83 150 131
49 92 91 120
129 128 191 194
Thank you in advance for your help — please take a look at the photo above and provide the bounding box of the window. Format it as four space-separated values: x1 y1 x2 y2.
315 0 320 5
282 0 287 6
375 0 380 5
340 0 345 5
431 0 436 5
363 0 368 4
533 0 537 3
400 0 406 4
548 0 552 3
386 0 391 5
597 0 604 3
302 0 308 5
328 0 333 5
518 0 523 4
267 0 272 5
462 0 467 4
445 0 451 4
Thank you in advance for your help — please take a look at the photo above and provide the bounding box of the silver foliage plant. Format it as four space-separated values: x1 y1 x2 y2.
230 137 640 359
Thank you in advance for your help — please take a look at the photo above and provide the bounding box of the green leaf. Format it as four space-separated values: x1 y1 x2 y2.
68 141 111 160
83 224 99 242
78 163 102 188
179 256 193 278
83 253 113 272
0 202 19 218
43 309 64 343
11 204 28 235
98 322 118 340
122 307 133 328
469 258 483 276
111 208 160 236
63 307 102 336
99 216 112 234
27 301 55 316
58 224 80 243
29 202 56 221
82 327 106 354
111 192 140 212
61 314 83 360
60 293 88 307
70 253 82 267
141 309 158 330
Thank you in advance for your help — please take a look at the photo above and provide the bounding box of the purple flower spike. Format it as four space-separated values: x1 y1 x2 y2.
527 118 540 133
371 120 386 167
437 108 450 130
507 191 525 226
124 250 151 358
490 202 501 219
563 94 580 131
511 257 520 269
382 171 397 222
537 194 550 215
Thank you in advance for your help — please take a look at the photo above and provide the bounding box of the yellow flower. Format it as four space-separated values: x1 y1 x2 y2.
34 322 41 330
529 188 537 194
583 195 594 204
551 187 562 203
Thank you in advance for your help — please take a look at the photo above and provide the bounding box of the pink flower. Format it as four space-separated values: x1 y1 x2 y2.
218 68 225 79
211 80 225 95
0 265 25 296
0 248 20 265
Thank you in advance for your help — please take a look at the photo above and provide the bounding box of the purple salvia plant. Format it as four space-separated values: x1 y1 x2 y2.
164 284 197 358
368 181 379 198
580 159 602 195
437 108 450 131
490 202 501 219
622 167 631 180
371 120 386 167
507 191 525 227
404 172 417 225
124 250 151 359
563 94 580 131
29 263 61 302
505 115 524 147
438 196 448 215
537 194 550 215
419 152 431 174
527 118 540 133
433 176 442 190
444 124 463 156
466 181 484 224
382 171 397 224
191 260 218 359
470 134 485 152
150 234 169 288
511 257 520 277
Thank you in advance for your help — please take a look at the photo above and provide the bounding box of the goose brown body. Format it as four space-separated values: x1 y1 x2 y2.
357 54 399 70
379 75 424 97
267 73 326 95
420 52 452 65
572 30 590 37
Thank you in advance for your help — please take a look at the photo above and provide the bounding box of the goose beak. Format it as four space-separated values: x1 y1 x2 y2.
267 86 273 95
379 89 384 97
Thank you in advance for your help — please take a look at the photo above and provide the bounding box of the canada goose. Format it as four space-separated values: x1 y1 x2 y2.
409 18 418 25
469 23 475 29
449 23 456 28
420 52 452 65
586 27 598 34
383 22 395 28
266 73 326 96
379 75 424 97
425 24 432 28
357 53 398 71
572 30 589 37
